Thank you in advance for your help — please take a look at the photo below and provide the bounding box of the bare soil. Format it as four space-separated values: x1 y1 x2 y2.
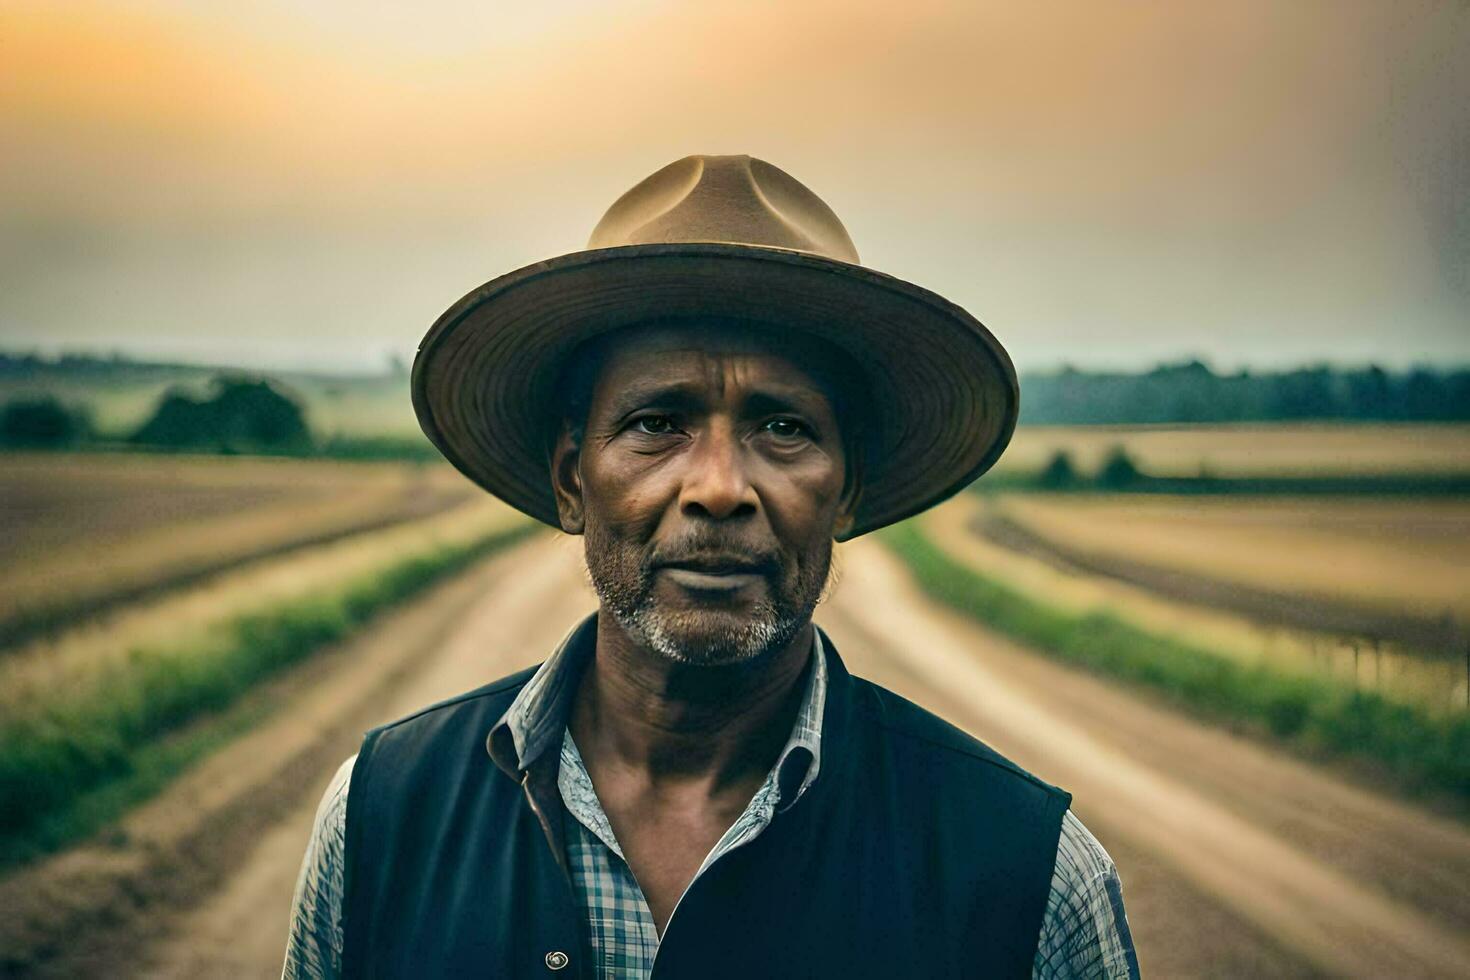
976 502 1468 655
0 456 477 649
4 531 1468 978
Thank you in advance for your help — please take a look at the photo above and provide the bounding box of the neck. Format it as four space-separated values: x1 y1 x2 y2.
569 613 814 793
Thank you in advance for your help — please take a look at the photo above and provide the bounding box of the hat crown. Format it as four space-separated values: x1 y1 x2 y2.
587 155 861 265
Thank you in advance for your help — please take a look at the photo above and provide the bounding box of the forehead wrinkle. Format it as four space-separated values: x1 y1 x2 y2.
595 348 703 407
601 378 700 419
703 349 736 402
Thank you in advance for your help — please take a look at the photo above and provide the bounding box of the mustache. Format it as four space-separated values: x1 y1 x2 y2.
646 537 782 576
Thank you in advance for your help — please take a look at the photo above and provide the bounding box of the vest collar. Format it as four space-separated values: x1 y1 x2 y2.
485 614 597 780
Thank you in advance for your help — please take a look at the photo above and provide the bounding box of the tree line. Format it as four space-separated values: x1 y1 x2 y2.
1019 361 1470 425
1 375 309 452
2 356 1467 452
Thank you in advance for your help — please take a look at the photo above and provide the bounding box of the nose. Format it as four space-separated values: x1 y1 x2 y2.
678 421 759 521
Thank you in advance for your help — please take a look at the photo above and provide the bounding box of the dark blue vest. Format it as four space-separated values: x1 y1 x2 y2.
341 622 1071 979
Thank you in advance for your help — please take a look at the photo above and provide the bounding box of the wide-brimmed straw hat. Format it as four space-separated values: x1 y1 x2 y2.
412 154 1018 541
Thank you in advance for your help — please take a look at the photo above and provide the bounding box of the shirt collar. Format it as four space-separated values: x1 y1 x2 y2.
486 611 828 810
774 626 826 810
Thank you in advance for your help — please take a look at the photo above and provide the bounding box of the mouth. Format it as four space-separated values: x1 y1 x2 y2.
656 556 771 593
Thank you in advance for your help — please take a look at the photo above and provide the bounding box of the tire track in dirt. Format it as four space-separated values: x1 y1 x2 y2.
819 536 1470 978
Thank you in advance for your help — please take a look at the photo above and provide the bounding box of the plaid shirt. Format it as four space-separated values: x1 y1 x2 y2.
284 619 1138 978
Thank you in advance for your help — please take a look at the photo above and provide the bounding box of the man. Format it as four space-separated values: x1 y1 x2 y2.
283 155 1138 978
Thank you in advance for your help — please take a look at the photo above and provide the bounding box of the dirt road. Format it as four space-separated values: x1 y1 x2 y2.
20 531 1468 978
136 533 598 979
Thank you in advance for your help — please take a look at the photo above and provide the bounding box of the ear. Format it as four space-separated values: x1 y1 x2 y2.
549 421 586 535
832 459 863 540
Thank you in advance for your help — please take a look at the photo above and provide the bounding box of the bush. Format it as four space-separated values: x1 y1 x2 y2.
0 396 92 448
1037 450 1078 489
1095 444 1141 487
131 374 311 453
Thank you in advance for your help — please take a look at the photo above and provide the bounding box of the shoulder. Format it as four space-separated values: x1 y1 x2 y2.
283 755 358 979
302 754 356 880
849 674 1070 808
1035 810 1140 979
295 753 356 884
344 664 543 834
1054 810 1121 892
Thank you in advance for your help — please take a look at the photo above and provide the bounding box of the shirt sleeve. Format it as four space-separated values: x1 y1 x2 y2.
1032 809 1140 979
282 754 356 980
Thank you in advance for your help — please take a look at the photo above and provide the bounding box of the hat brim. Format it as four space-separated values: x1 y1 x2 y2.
412 242 1018 541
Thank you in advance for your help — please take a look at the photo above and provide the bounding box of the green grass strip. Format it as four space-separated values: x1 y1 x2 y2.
879 519 1470 808
0 696 274 872
0 520 540 855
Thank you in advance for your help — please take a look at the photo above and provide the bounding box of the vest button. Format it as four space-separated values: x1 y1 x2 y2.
545 950 570 971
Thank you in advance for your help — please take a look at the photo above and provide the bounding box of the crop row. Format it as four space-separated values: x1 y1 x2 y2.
879 520 1470 809
0 518 537 867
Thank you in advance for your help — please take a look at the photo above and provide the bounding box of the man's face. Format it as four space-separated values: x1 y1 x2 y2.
551 321 859 666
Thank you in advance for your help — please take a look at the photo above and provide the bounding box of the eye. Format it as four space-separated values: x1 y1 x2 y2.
763 417 810 440
632 414 678 435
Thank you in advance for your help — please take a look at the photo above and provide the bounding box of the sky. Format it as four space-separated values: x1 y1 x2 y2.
2 0 1467 374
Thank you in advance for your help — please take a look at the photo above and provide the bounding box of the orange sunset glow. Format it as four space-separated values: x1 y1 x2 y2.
3 0 1466 371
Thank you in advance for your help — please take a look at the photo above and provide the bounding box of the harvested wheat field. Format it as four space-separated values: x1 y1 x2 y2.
998 423 1470 477
926 495 1469 712
0 495 522 714
990 493 1470 624
0 452 477 645
0 462 531 884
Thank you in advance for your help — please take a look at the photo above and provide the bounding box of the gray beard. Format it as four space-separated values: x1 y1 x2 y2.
618 597 792 666
582 521 838 666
